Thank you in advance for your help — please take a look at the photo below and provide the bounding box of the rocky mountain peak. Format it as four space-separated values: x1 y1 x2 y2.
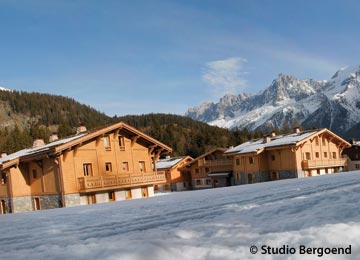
186 65 360 136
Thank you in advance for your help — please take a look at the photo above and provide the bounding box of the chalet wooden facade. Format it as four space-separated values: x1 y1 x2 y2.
180 148 233 189
342 140 360 171
0 122 172 214
225 128 351 185
155 156 193 192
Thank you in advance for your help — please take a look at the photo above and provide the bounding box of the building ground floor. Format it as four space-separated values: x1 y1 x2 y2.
154 182 190 192
0 185 155 214
233 167 344 185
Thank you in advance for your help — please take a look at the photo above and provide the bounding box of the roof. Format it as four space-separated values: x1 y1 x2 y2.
182 148 228 168
156 156 190 170
0 121 172 170
225 128 351 156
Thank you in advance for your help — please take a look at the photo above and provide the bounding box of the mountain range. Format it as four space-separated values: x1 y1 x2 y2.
186 65 360 137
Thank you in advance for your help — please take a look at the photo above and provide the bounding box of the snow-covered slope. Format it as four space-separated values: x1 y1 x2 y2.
1 171 360 259
186 66 360 134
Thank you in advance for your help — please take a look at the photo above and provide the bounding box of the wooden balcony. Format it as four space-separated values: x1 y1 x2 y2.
202 159 232 167
78 171 166 192
302 158 347 169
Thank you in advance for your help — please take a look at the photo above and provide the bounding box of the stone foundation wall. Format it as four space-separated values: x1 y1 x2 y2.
39 194 62 210
64 193 81 207
12 196 33 213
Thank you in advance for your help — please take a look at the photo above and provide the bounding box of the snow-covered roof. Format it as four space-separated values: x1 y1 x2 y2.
225 130 318 155
0 133 87 166
157 157 185 169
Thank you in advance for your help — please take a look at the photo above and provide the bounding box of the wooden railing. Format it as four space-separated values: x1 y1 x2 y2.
302 158 347 169
202 159 232 167
78 171 166 192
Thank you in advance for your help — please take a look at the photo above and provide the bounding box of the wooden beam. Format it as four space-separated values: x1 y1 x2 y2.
131 135 140 147
148 145 156 156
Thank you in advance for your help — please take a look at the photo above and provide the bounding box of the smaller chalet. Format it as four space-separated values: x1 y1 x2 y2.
225 128 351 185
342 140 360 171
180 148 233 189
155 156 193 192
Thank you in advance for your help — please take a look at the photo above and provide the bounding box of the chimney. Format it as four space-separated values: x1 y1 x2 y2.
271 132 276 137
0 152 7 158
33 139 45 148
76 124 87 135
49 133 59 143
294 127 300 134
263 135 271 143
166 155 171 159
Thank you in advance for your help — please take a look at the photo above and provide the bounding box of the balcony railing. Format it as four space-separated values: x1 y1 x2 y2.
78 171 166 192
202 159 232 167
302 158 347 169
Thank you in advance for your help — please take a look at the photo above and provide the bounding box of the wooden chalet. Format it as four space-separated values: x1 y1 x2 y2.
225 128 351 184
180 148 233 189
155 156 193 192
0 122 172 214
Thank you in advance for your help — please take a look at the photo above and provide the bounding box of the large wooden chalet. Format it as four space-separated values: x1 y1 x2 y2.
0 122 172 214
225 128 351 184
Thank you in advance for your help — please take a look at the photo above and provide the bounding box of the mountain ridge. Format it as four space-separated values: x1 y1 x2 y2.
186 66 360 138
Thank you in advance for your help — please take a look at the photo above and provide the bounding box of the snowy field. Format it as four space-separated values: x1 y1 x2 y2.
2 172 360 260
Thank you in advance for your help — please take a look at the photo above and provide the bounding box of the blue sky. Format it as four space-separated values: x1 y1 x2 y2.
0 0 360 116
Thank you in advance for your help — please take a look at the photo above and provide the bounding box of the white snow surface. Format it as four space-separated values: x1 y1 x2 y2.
2 172 360 259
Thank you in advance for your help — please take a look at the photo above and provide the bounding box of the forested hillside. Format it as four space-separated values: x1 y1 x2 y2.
0 90 264 157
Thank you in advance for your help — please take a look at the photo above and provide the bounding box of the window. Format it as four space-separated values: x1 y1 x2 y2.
315 137 319 146
236 158 240 165
139 161 146 172
325 168 329 174
164 184 170 191
154 185 159 191
1 172 6 185
271 155 275 161
195 168 199 174
249 157 254 164
205 167 210 173
271 171 279 180
104 135 111 150
0 200 6 214
356 164 360 169
183 182 187 187
141 187 148 198
332 152 337 159
108 191 115 202
125 190 132 200
206 179 211 185
315 152 319 158
324 152 328 158
87 194 96 204
237 173 240 180
322 137 326 146
118 136 125 150
196 179 201 185
83 163 93 176
105 162 112 173
317 169 320 175
32 169 37 179
305 152 311 160
248 174 253 184
122 162 129 171
34 197 41 210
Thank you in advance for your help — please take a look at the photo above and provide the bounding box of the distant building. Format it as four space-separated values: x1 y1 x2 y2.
0 122 172 214
225 128 351 185
342 140 360 171
155 156 193 192
180 148 233 189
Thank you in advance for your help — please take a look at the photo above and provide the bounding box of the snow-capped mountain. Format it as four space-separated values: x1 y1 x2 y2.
0 86 12 92
186 66 360 134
